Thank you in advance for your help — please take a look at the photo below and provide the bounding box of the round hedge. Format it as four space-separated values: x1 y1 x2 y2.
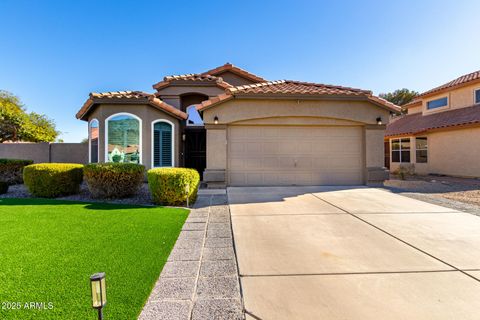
23 163 84 198
83 163 145 199
0 158 34 185
147 168 200 206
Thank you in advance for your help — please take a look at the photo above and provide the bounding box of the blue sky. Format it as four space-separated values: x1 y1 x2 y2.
1 0 479 142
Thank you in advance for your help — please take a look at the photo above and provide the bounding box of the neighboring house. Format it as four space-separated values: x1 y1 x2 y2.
386 70 480 178
76 63 399 187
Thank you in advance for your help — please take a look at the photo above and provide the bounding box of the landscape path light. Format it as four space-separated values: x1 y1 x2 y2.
90 272 106 320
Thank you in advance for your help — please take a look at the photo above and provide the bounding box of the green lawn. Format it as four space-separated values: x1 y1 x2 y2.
0 198 189 320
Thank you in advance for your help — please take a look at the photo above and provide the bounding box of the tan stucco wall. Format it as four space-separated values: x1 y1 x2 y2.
365 127 385 167
408 105 422 114
420 83 480 116
0 143 88 164
389 127 480 178
215 71 257 86
203 98 389 184
87 104 181 169
203 99 391 126
206 127 227 169
428 127 480 177
156 85 225 109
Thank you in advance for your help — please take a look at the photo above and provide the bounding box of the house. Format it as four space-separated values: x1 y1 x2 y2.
385 70 480 178
76 63 399 187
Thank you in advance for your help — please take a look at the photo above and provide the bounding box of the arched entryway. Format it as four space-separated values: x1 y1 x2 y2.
180 93 208 179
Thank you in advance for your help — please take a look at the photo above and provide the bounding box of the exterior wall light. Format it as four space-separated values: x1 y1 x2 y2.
376 117 383 125
90 272 106 320
214 116 219 125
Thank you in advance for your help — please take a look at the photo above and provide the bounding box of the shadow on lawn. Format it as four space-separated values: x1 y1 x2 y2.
0 198 170 211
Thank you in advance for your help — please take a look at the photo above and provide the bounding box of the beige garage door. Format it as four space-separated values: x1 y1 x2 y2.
228 125 364 186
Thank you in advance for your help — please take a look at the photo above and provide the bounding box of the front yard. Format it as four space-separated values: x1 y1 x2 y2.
0 198 188 319
385 175 480 215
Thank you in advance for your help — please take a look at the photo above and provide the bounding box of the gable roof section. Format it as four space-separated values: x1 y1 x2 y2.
201 63 266 83
152 74 232 91
76 91 187 121
405 70 480 108
385 103 480 137
196 80 400 113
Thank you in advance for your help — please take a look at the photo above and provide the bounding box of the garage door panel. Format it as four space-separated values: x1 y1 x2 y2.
228 126 364 186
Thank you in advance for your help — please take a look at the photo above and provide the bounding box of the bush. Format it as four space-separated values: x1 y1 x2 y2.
83 163 145 198
148 168 200 206
23 163 84 198
0 181 8 194
0 159 33 184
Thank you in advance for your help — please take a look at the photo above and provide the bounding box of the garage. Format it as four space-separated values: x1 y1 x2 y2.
227 125 364 186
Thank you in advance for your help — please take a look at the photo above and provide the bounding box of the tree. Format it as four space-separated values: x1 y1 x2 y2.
379 88 419 106
0 91 59 143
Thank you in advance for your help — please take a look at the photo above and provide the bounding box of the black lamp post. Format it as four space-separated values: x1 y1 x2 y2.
90 272 107 320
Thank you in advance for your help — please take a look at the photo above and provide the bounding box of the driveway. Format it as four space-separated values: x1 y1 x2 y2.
228 186 480 320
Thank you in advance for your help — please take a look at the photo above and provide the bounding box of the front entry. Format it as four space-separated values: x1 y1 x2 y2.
185 128 206 180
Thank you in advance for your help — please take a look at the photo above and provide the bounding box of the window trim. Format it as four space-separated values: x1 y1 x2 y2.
151 119 175 168
88 118 99 163
415 137 428 164
474 88 480 105
104 112 143 164
426 96 449 111
391 138 411 163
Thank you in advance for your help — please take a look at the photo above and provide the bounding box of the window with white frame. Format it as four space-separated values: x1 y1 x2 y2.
152 121 173 167
475 89 480 104
391 138 410 163
106 114 141 163
415 137 428 163
89 119 99 163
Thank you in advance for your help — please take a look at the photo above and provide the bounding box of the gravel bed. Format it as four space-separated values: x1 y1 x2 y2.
384 175 480 216
0 182 155 206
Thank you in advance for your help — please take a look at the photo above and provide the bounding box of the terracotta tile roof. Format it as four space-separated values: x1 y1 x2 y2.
152 73 232 91
385 104 480 137
405 70 480 108
201 63 266 83
196 80 400 113
76 91 187 120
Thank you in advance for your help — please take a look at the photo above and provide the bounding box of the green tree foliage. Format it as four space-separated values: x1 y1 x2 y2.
0 90 59 143
379 88 419 106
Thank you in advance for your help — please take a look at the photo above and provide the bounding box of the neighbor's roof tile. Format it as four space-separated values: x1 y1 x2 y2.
385 104 480 137
405 70 480 108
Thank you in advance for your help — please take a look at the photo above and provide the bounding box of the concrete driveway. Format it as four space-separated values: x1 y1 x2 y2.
228 186 480 320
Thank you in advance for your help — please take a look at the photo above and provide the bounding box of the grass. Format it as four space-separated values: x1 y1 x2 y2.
0 198 189 320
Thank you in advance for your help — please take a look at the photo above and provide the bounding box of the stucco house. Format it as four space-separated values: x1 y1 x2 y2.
385 70 480 178
76 63 399 187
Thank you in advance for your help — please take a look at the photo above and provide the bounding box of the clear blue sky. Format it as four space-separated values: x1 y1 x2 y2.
1 0 479 142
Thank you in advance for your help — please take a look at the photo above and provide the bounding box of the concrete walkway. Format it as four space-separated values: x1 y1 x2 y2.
139 191 243 320
229 186 480 320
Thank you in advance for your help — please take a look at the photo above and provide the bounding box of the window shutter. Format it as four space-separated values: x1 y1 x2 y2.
153 122 172 167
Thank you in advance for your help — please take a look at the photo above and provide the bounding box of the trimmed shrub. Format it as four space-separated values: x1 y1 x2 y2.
23 163 84 198
84 163 145 198
0 159 33 184
0 181 8 194
148 168 200 206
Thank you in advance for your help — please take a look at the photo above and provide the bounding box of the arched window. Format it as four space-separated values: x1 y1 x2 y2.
105 113 141 163
152 120 173 167
89 119 99 163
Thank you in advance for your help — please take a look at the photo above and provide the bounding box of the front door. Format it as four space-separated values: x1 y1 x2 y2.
185 128 206 180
